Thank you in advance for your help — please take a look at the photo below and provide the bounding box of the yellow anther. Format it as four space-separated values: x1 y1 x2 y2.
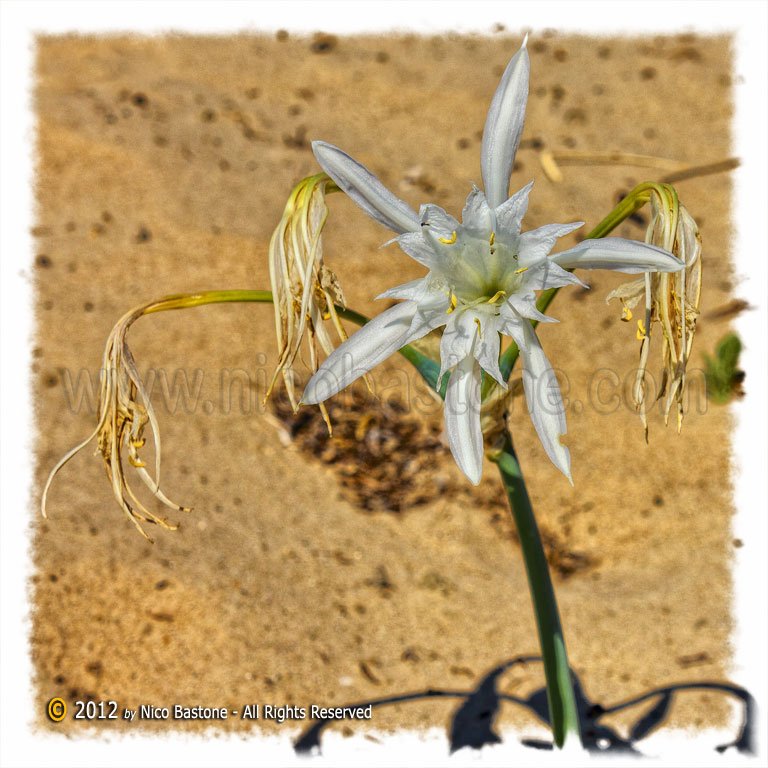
446 293 458 314
474 317 483 337
514 266 529 275
621 305 633 322
438 231 458 245
489 232 496 246
487 290 506 304
636 319 647 340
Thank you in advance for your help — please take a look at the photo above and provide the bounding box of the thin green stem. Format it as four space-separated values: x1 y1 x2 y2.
489 429 581 748
141 289 442 389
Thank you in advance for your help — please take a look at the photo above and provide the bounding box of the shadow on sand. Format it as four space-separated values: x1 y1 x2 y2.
294 655 755 757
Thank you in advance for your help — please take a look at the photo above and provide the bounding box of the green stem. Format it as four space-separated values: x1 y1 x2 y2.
486 184 680 743
141 289 443 391
489 429 581 748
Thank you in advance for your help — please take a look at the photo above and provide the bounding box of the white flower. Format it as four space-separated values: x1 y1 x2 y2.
302 38 683 485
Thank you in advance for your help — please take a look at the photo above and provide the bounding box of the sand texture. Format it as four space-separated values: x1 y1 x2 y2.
31 31 740 744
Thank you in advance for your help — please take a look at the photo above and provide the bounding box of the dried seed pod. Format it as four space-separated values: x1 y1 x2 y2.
607 189 702 435
265 173 349 432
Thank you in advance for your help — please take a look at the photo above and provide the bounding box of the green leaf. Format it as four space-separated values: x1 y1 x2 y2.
704 332 744 404
398 344 446 398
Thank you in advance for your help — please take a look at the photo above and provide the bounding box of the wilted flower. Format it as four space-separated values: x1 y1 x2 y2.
266 172 349 431
42 300 190 540
301 38 684 485
607 189 702 434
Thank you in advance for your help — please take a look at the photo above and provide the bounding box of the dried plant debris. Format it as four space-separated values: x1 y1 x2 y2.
268 385 596 579
269 386 448 513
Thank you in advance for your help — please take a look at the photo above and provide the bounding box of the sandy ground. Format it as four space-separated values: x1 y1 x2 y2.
31 31 741 745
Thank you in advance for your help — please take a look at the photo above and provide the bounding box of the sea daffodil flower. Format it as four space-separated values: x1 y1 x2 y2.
302 37 683 485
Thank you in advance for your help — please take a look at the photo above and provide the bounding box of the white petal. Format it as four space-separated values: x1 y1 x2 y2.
312 141 420 234
518 222 584 265
551 237 683 273
522 260 588 290
461 186 494 232
392 232 440 268
481 40 530 209
301 301 416 404
420 203 460 234
376 278 429 301
444 357 484 485
473 314 506 387
505 293 559 324
519 321 571 480
495 181 534 234
498 305 525 347
439 310 479 383
404 292 450 341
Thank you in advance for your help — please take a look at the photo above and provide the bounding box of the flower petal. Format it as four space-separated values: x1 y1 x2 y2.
522 260 588 291
518 222 584 265
504 292 559 324
495 181 534 234
481 39 530 209
461 186 494 232
391 232 440 268
519 321 572 480
376 278 429 302
444 356 483 485
404 291 450 341
498 304 525 346
473 314 506 387
301 301 416 404
439 309 479 383
420 203 460 235
551 237 683 273
312 141 420 234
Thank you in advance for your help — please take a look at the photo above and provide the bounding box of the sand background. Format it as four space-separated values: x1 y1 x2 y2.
31 30 740 743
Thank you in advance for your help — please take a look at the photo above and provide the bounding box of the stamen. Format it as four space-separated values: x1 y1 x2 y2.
514 266 528 275
487 290 506 304
489 232 496 246
438 231 458 245
636 319 647 340
446 293 458 314
621 305 633 322
474 317 483 337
